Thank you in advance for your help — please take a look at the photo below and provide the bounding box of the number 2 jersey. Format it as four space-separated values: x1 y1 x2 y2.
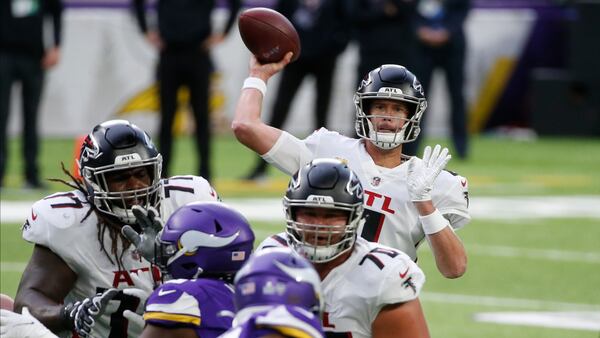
21 175 219 338
257 235 425 338
262 128 471 261
144 278 235 337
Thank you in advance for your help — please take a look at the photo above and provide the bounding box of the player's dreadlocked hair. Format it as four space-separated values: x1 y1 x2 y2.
50 163 132 271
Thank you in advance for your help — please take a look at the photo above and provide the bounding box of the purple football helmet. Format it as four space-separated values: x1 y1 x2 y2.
156 201 255 281
233 247 323 315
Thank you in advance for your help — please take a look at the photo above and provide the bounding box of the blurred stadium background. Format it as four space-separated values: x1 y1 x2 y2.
1 0 599 337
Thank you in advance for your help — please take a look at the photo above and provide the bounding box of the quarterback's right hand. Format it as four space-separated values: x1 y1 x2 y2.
0 307 58 338
122 206 163 263
249 52 293 82
62 288 119 337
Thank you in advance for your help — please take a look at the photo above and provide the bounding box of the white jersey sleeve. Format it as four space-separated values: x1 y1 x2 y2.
256 232 289 251
261 131 315 175
433 170 470 230
22 190 95 269
159 175 220 219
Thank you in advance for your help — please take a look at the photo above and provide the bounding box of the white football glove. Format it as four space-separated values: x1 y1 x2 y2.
121 271 155 332
407 145 451 202
62 288 119 338
122 205 163 263
0 307 58 338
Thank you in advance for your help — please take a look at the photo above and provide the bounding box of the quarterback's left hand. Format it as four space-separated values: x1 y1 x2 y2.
407 145 451 202
0 307 58 338
122 206 163 263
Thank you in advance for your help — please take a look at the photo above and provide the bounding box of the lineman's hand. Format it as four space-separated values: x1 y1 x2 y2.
121 271 156 332
122 206 163 263
121 287 149 333
122 286 148 332
407 145 451 202
0 307 58 338
62 288 119 338
248 52 293 82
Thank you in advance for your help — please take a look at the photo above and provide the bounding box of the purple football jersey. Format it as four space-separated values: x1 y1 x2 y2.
143 278 235 338
221 305 324 338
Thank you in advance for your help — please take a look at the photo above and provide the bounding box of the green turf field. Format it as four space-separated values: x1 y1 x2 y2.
1 135 600 337
1 135 599 197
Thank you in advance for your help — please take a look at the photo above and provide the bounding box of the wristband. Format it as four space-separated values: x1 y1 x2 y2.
61 303 75 330
419 209 450 235
242 77 267 97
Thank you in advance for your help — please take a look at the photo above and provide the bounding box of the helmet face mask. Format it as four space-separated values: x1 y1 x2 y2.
79 120 163 224
155 201 255 281
354 64 428 149
284 159 364 263
285 203 361 264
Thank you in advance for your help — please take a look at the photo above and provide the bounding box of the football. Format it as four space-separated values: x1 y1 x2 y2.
238 7 301 63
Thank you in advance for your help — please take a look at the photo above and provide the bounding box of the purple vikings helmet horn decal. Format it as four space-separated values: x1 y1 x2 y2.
156 201 255 280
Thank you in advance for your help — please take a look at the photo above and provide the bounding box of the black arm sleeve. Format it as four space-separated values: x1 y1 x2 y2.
445 0 470 37
49 0 63 46
222 0 242 35
132 0 148 33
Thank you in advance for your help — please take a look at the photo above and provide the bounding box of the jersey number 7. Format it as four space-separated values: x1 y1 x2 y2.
95 287 140 337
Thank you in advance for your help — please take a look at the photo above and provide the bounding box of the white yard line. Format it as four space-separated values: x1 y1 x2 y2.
2 196 600 224
0 262 27 272
422 292 600 312
419 244 600 264
473 311 600 331
467 244 600 263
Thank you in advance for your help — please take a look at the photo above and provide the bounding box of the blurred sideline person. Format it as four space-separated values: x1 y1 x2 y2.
403 0 471 158
232 54 470 279
347 0 416 79
0 0 63 189
258 159 429 338
347 0 416 135
221 247 324 338
14 120 219 337
137 201 255 338
244 0 349 180
133 0 241 181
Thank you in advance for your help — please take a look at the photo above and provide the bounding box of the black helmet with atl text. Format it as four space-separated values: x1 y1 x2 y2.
78 120 162 224
354 64 428 149
284 158 364 263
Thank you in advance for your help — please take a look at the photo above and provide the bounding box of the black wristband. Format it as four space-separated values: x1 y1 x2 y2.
61 303 75 330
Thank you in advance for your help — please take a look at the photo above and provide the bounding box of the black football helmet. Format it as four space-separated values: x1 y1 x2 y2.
78 120 162 224
284 158 364 263
354 64 428 149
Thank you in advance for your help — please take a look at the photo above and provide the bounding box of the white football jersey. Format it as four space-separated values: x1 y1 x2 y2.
257 235 425 338
263 128 470 260
22 175 218 338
